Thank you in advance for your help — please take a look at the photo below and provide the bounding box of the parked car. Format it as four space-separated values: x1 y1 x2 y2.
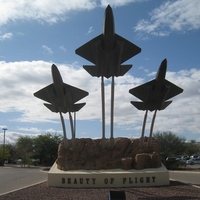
186 158 200 165
190 155 199 159
176 158 187 163
166 157 177 161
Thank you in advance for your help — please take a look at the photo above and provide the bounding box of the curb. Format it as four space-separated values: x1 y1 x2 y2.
170 179 200 189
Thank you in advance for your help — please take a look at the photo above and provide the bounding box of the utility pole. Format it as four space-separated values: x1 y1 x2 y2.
2 128 7 166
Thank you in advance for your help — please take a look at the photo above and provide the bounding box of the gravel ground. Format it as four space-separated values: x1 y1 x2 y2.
0 181 199 200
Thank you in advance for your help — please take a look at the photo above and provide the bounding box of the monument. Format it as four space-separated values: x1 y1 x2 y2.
129 59 183 148
34 5 183 188
34 64 89 149
76 5 141 149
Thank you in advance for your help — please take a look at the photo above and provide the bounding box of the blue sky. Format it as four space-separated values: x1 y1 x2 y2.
0 0 200 144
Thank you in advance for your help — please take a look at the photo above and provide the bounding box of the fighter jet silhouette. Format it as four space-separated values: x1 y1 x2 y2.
76 5 141 149
129 59 183 111
34 64 89 149
129 59 183 148
75 5 141 78
34 64 89 113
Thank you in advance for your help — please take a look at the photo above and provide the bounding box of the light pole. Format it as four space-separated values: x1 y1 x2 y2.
2 128 7 166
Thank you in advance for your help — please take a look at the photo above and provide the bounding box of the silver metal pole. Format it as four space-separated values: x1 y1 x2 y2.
69 111 76 149
139 110 148 148
110 76 115 149
147 110 157 148
101 76 106 149
2 128 7 165
59 112 68 149
74 112 76 139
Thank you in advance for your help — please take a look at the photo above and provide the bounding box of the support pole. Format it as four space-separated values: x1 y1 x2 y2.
69 111 76 149
147 110 157 148
2 128 7 165
59 112 68 149
74 112 76 138
110 76 115 149
139 110 148 148
101 76 106 149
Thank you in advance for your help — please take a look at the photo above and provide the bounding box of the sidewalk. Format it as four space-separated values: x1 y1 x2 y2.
3 164 50 170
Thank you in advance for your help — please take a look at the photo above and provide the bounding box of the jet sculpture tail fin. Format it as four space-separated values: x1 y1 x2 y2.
118 65 132 77
159 101 172 110
131 100 172 111
130 101 146 111
72 103 86 112
44 103 58 113
83 64 132 78
44 103 86 113
83 65 100 77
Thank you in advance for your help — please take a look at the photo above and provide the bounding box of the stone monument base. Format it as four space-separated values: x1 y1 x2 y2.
48 162 169 188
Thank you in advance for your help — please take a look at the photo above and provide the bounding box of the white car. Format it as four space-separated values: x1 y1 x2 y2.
186 158 200 165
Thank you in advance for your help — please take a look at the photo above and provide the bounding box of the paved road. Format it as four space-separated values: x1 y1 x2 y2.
169 170 200 186
0 166 48 195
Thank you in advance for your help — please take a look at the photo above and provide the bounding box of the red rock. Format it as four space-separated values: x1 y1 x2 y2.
134 153 151 170
56 137 161 171
121 157 133 170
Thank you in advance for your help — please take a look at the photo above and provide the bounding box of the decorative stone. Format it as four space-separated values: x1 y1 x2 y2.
121 157 133 170
56 137 161 171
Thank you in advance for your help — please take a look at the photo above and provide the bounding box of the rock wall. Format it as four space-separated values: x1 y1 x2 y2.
56 137 161 171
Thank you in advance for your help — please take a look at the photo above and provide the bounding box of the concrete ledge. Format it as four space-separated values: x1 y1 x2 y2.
48 162 169 188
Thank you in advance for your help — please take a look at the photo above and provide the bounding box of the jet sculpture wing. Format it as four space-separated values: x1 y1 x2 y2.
34 83 89 104
34 84 54 103
75 34 102 65
75 34 141 65
62 83 89 103
129 80 156 102
129 79 183 102
115 34 141 64
164 80 183 100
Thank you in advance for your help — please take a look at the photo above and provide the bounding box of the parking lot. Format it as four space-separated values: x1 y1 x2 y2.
184 164 200 170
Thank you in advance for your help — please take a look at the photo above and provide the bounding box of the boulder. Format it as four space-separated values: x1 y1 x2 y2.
56 137 161 171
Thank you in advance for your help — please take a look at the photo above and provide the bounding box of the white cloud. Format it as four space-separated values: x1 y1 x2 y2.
42 45 53 54
139 66 149 73
0 32 13 40
0 131 36 144
134 0 200 37
0 0 149 27
100 0 145 7
0 0 97 26
45 128 60 133
87 26 94 34
59 45 67 52
0 60 199 143
17 127 41 133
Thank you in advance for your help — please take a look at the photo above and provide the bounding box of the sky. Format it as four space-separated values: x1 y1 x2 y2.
0 0 200 144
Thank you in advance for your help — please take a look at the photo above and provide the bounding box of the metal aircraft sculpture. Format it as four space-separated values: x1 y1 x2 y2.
76 5 141 148
129 59 183 148
34 64 89 149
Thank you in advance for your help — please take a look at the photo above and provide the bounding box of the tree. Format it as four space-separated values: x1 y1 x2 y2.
15 136 34 167
0 144 16 165
0 146 11 160
153 131 186 160
185 140 200 157
33 133 62 165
